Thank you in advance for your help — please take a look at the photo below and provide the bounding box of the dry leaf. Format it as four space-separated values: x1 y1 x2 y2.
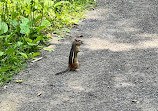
31 57 43 63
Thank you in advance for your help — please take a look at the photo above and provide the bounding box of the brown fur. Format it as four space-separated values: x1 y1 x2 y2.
55 39 83 75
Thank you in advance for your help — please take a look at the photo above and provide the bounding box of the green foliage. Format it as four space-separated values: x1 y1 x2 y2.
0 21 8 35
0 0 95 85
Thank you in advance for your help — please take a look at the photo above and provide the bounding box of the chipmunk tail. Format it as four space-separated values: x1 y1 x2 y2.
55 69 69 75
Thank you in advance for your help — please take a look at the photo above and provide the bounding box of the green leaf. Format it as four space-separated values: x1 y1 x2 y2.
21 17 30 25
0 0 5 2
25 38 32 43
16 41 23 47
41 20 51 27
9 19 18 27
25 0 31 4
35 15 42 22
20 52 28 59
43 47 54 52
20 23 30 36
0 68 9 72
0 51 4 56
28 42 37 46
36 26 45 31
6 48 14 55
54 1 70 9
0 35 6 38
34 36 43 43
0 22 8 35
33 52 40 57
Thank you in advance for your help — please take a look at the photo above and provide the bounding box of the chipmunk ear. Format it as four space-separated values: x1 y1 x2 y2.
75 39 78 41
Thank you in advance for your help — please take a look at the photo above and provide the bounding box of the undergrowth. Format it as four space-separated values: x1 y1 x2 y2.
0 0 95 85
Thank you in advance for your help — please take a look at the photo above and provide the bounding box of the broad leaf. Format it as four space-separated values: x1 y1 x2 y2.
21 17 30 25
0 51 4 56
20 23 30 36
9 19 18 27
0 22 8 35
41 20 51 27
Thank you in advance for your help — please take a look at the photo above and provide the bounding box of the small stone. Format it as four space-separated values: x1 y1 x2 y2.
37 93 42 97
71 23 78 28
4 86 7 89
132 99 138 103
77 34 83 37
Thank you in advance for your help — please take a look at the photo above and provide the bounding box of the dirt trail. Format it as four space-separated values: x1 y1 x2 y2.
0 0 158 111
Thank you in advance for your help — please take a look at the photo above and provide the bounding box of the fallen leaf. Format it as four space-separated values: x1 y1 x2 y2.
43 47 54 51
15 79 23 83
31 57 43 63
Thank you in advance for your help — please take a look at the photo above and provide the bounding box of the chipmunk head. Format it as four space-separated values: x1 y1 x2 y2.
75 39 83 45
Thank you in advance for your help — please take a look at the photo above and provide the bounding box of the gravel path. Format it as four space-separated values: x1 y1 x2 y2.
0 0 158 111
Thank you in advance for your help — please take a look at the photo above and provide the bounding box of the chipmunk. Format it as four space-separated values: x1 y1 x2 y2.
55 39 83 75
